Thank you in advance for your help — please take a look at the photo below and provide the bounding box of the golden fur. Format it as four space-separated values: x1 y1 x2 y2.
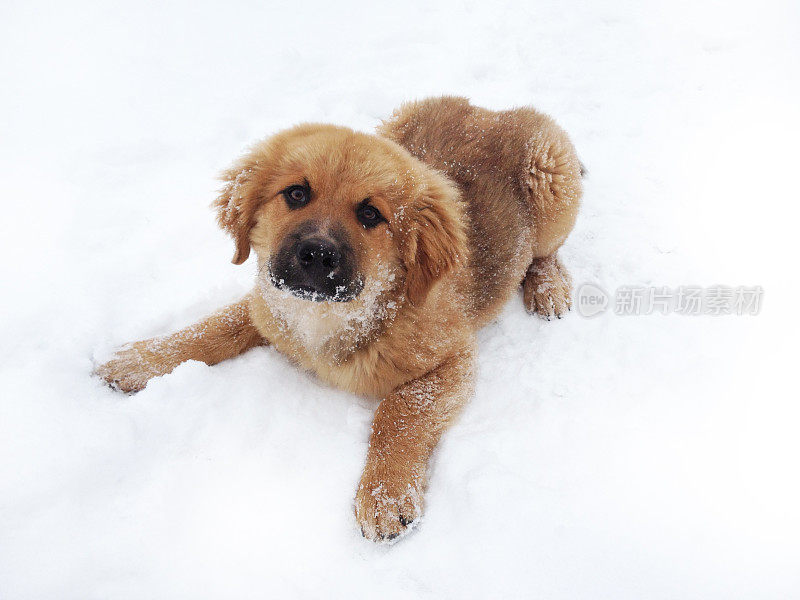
97 96 582 542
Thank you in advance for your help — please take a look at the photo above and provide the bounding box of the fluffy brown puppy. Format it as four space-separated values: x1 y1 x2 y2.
96 96 582 542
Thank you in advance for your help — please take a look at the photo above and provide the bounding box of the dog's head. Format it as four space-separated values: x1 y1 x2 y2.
214 124 467 310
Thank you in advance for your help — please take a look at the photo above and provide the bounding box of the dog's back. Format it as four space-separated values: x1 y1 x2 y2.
378 96 582 325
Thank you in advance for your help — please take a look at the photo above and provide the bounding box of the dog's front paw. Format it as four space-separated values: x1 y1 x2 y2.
523 254 572 319
95 342 166 393
355 463 423 543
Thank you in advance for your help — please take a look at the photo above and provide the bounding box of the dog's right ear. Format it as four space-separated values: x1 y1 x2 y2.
213 154 264 265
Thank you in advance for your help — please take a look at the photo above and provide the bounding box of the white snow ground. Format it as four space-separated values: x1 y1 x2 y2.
1 0 799 598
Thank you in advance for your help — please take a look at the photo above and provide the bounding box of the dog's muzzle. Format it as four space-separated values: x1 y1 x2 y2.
268 223 363 302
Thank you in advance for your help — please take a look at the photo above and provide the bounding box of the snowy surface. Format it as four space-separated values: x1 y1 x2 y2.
1 0 799 598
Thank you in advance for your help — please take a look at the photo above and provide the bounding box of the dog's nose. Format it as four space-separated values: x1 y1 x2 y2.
270 226 362 301
296 238 341 273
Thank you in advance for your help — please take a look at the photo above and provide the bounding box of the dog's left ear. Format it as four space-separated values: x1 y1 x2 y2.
401 171 468 306
213 155 264 265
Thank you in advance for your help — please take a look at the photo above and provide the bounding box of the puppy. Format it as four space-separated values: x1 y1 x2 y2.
97 96 582 542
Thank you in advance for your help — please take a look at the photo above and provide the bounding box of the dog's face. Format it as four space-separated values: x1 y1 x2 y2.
245 129 408 305
214 125 467 323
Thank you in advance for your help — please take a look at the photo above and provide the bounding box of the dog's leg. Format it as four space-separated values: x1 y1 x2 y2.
96 296 264 393
523 253 572 319
520 113 581 320
355 346 474 542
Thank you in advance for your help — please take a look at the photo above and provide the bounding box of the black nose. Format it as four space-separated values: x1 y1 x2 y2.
270 225 362 301
296 238 341 273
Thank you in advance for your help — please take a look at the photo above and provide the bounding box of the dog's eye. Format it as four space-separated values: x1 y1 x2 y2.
283 184 310 209
356 201 384 228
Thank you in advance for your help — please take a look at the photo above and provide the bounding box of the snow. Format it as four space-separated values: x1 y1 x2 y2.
1 0 799 598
